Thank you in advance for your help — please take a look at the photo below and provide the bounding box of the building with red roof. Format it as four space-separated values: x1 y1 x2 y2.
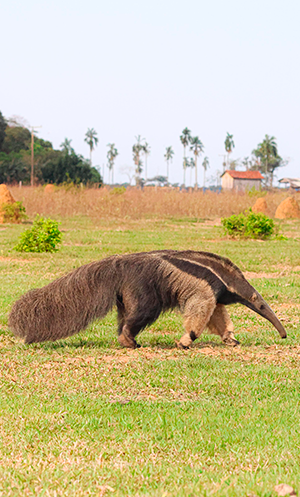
221 170 264 192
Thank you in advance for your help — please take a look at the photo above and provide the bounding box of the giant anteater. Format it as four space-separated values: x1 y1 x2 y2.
9 250 286 348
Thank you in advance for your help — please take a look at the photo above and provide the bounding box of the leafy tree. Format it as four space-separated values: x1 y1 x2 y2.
142 141 151 181
190 136 204 189
60 138 74 155
132 135 144 185
35 137 52 150
164 146 174 183
0 118 101 186
241 157 250 170
224 132 235 170
41 151 102 185
84 128 98 167
252 135 286 187
0 135 55 185
0 152 29 183
228 159 239 170
180 127 191 186
147 175 168 186
89 166 102 184
107 143 119 184
202 156 209 188
0 112 7 151
2 126 31 154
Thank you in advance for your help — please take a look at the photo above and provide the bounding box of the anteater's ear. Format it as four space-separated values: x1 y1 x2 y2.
250 293 258 302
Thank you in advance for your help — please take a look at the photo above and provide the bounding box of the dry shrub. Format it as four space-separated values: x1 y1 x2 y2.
9 186 298 221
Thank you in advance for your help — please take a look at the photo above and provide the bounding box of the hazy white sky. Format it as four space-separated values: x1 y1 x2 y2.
1 0 299 185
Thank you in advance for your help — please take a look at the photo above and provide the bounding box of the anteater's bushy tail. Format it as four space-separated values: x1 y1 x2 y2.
9 257 119 343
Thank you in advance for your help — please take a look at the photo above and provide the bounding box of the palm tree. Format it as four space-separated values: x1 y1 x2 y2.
252 135 280 187
132 135 145 185
84 128 98 167
142 142 150 181
164 146 174 183
224 132 235 170
180 127 191 186
202 156 209 188
189 158 195 186
190 136 204 189
60 138 74 155
107 143 119 184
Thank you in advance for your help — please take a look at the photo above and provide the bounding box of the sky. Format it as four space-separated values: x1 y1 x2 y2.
1 0 300 186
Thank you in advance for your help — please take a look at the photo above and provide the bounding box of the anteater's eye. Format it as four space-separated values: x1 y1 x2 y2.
260 304 265 310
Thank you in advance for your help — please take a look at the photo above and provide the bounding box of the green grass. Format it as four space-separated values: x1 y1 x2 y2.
0 217 300 496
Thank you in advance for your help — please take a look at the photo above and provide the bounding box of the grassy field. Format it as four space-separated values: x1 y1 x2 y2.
0 213 300 496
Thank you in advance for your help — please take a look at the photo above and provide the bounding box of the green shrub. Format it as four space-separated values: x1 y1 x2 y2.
222 210 275 239
1 201 27 223
15 215 62 253
247 186 266 197
110 186 126 195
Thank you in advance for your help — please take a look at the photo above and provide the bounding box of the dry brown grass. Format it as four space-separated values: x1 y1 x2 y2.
10 185 298 220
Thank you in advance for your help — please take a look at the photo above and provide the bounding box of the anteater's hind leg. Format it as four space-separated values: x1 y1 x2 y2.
116 296 139 349
179 296 216 349
117 291 162 349
206 304 239 346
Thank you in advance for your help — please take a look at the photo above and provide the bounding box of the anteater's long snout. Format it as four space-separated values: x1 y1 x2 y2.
244 298 287 339
259 302 286 338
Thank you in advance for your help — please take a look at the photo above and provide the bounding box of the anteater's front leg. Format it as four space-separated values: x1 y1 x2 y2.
179 296 216 349
207 304 239 346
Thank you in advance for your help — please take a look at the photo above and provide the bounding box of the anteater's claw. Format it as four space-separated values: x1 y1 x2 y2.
223 337 240 347
178 343 190 350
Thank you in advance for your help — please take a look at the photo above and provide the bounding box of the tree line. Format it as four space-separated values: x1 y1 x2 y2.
126 130 286 188
178 129 286 188
0 113 101 185
0 111 287 188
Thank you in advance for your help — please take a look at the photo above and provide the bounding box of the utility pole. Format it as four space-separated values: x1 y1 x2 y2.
30 125 42 187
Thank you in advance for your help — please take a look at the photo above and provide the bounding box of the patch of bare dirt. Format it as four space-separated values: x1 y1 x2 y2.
284 231 300 239
203 218 222 226
193 344 300 367
58 345 300 368
243 271 279 279
244 265 300 279
97 349 181 364
0 256 33 264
